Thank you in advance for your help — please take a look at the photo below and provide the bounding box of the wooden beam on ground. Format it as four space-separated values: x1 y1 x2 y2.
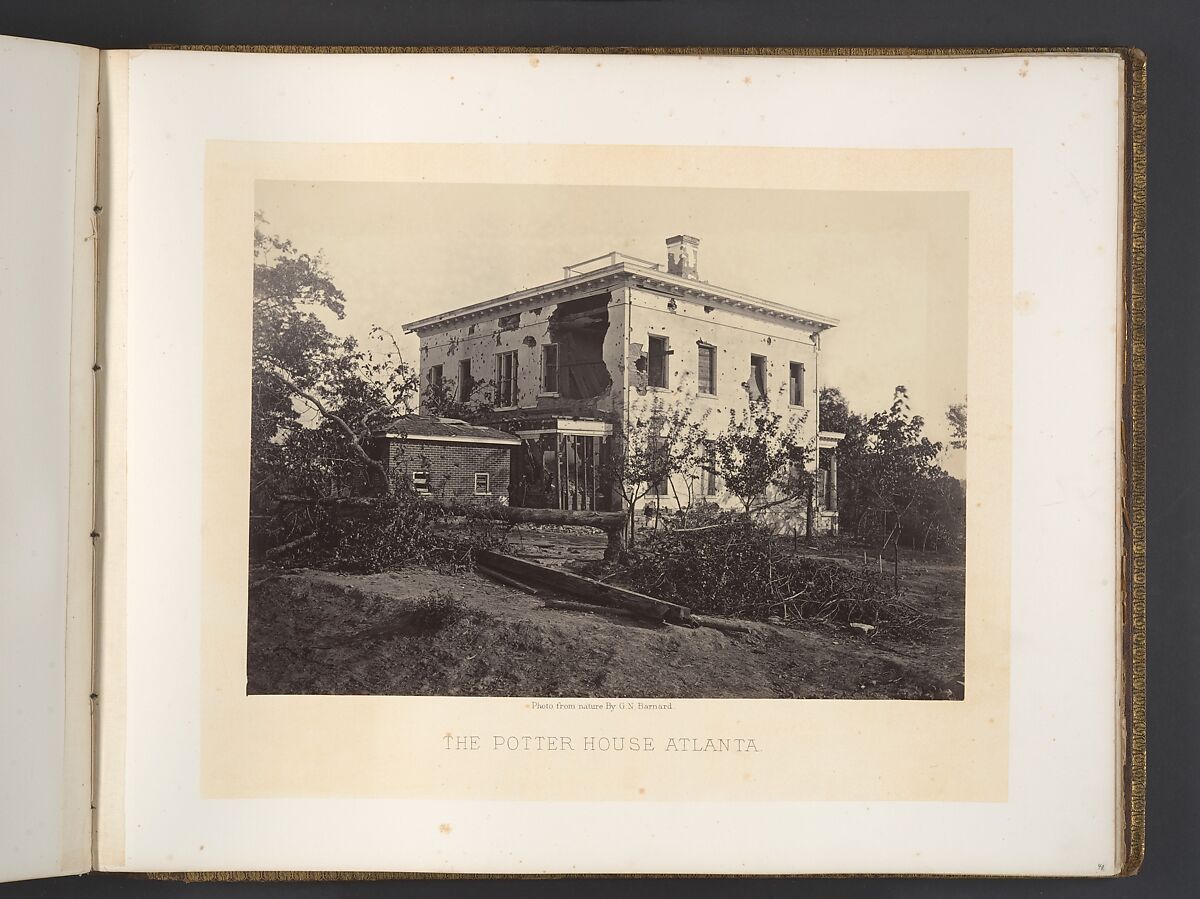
476 564 542 596
478 550 690 624
543 599 640 621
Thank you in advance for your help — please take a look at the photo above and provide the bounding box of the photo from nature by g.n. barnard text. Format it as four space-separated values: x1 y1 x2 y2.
248 181 968 701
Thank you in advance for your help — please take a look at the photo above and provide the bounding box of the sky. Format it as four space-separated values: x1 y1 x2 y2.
256 180 968 465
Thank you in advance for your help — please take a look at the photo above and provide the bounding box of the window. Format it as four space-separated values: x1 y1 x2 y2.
411 471 430 494
702 441 719 496
649 435 670 496
541 344 559 394
429 364 443 389
789 460 805 490
749 355 767 399
789 361 806 406
496 350 518 407
648 335 669 388
474 472 491 495
458 359 472 402
697 343 716 395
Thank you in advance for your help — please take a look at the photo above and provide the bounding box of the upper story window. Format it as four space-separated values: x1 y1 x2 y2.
648 335 669 389
542 344 560 394
789 361 806 406
697 343 716 395
458 359 472 402
496 350 518 407
749 355 768 400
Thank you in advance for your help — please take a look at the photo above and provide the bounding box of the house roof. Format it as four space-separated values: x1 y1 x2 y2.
401 253 840 335
374 415 521 446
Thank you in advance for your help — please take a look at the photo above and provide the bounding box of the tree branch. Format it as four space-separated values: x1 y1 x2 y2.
262 362 392 493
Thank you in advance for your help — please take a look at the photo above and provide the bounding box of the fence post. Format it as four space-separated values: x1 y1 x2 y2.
893 535 900 594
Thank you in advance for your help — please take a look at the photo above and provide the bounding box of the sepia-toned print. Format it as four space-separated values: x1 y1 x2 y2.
247 181 968 700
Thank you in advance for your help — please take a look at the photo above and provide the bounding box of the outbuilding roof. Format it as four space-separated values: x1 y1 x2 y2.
375 416 521 446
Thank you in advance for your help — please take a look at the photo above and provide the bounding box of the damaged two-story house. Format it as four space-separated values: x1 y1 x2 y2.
402 235 845 532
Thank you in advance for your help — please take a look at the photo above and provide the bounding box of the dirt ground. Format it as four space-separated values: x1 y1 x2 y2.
248 528 965 700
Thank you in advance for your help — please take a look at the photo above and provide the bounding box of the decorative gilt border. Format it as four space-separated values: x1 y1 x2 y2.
135 44 1146 881
1121 46 1148 879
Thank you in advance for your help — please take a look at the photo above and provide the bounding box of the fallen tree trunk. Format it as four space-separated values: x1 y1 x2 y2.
275 495 628 560
690 614 753 635
436 500 626 560
264 531 318 561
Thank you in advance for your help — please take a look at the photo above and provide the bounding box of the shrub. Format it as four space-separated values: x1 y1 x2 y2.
410 589 465 631
619 514 920 630
271 496 509 574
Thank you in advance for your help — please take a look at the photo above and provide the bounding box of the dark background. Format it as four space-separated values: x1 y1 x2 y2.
2 1 1195 896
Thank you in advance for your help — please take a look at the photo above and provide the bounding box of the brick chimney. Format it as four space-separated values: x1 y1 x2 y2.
666 234 700 280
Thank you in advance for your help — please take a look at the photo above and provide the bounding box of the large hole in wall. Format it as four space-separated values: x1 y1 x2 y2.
547 294 613 399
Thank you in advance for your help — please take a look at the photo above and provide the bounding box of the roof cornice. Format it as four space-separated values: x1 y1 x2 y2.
402 261 839 334
402 265 628 334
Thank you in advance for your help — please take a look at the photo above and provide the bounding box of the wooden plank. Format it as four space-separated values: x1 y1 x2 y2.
476 564 542 596
477 550 691 624
543 598 639 621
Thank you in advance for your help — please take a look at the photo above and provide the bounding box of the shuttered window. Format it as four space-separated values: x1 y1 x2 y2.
648 335 669 388
496 351 518 407
789 361 806 406
749 355 767 399
542 344 559 394
697 343 716 395
458 359 472 401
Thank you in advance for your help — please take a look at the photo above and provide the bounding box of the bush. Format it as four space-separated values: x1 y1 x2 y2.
619 514 917 629
269 496 509 574
410 588 465 631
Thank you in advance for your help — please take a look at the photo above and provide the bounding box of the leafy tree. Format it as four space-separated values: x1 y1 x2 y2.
819 386 869 530
946 401 968 451
709 397 812 515
818 386 855 433
906 469 966 552
822 385 948 547
603 396 707 547
422 369 496 422
251 213 418 501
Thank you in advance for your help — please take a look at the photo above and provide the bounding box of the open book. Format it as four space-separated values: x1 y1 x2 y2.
0 37 1145 881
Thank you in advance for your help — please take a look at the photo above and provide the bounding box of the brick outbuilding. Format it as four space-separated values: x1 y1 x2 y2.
368 416 521 503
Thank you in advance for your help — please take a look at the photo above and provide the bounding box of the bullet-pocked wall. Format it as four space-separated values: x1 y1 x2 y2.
412 270 829 524
620 284 823 513
416 286 628 420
